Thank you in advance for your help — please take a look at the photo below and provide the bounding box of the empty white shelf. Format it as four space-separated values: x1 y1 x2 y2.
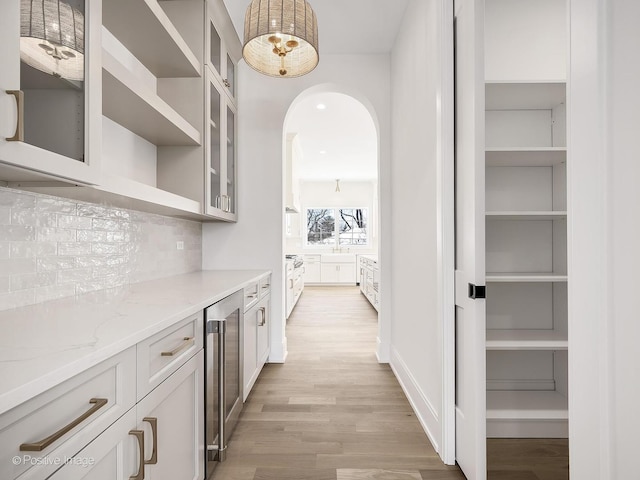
485 147 567 167
102 50 201 146
486 273 568 282
487 390 568 420
486 330 568 350
486 211 567 220
103 0 201 78
486 82 566 110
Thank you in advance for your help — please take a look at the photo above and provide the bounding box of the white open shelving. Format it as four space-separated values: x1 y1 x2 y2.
484 77 568 438
486 211 567 220
485 147 566 167
486 330 568 350
486 272 568 282
102 0 201 78
487 390 568 420
102 50 201 146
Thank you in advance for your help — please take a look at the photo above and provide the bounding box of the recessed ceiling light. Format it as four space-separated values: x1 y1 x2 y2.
316 103 327 110
319 150 327 155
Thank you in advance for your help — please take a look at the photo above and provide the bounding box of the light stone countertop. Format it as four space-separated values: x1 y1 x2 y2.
0 270 269 416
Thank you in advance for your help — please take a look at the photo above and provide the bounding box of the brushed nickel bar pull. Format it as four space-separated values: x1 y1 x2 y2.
19 398 108 451
6 90 24 142
129 430 145 480
143 417 158 465
258 307 266 326
161 336 194 357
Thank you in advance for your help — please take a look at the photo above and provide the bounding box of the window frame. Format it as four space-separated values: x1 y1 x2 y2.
304 206 370 248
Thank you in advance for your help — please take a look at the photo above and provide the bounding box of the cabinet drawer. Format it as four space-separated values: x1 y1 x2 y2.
244 281 259 311
136 312 203 401
259 274 272 298
0 347 136 480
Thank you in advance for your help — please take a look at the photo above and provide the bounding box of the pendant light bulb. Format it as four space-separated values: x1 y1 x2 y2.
335 179 340 193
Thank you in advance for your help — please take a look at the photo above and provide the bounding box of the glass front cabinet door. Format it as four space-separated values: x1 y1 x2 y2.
206 70 237 221
207 13 237 103
0 0 100 185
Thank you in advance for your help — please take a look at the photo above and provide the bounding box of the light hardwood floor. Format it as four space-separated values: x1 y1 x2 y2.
211 286 568 480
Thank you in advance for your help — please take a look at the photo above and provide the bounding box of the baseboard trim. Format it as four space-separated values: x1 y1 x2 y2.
390 346 441 456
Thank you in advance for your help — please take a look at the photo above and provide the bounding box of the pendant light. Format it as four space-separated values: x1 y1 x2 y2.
242 0 319 78
20 0 85 81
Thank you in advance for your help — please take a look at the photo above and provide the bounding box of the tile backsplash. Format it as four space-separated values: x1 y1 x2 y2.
0 186 202 311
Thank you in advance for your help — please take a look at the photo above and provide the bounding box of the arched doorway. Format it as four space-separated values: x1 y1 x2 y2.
281 85 386 360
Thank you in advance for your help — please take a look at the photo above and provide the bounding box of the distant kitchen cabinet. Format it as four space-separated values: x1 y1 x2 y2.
321 254 357 284
0 0 101 185
303 255 321 283
359 255 379 311
285 133 301 213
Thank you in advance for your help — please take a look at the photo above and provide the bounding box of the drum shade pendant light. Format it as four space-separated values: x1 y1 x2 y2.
243 0 319 78
20 0 85 81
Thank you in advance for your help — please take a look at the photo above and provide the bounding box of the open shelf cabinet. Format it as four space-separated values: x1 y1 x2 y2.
484 77 568 438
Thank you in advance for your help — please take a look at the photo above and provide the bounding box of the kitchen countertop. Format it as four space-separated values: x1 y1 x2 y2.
0 270 269 416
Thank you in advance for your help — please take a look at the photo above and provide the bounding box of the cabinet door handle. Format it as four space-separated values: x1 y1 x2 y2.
129 430 145 480
161 336 194 357
258 306 266 326
143 417 158 465
6 90 24 142
19 398 108 451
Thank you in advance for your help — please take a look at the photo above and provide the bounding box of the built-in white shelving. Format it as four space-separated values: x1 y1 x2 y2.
102 51 201 146
487 390 568 420
486 330 568 350
486 211 567 220
103 0 201 78
486 273 568 282
485 82 566 110
485 147 566 167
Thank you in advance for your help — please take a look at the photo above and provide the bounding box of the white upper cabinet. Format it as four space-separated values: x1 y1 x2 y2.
0 0 101 185
206 0 241 105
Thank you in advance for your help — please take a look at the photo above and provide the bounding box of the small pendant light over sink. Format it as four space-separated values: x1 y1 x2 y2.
242 0 319 78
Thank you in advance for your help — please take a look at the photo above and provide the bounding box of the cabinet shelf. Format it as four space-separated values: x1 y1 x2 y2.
486 330 568 350
486 82 566 110
102 51 201 146
96 173 202 216
486 211 567 220
103 0 201 78
487 390 568 420
486 273 568 282
486 147 566 167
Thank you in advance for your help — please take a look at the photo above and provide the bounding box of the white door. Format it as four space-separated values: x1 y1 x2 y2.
454 0 486 479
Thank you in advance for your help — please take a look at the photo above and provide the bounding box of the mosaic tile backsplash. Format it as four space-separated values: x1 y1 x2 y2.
0 186 202 312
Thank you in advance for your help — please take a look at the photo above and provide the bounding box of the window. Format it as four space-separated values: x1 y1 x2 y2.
306 208 368 246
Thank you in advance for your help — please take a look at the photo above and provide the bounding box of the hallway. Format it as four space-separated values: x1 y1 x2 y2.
211 286 464 480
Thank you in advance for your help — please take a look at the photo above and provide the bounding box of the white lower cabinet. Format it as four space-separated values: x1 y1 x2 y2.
320 262 356 284
0 348 136 480
47 409 138 479
135 351 204 480
0 320 205 480
49 352 204 480
243 275 271 400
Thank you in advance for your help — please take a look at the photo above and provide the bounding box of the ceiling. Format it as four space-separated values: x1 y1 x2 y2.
222 0 409 55
286 92 377 181
223 0 406 181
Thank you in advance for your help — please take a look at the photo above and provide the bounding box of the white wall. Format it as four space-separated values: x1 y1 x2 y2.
485 0 566 81
202 54 392 363
389 0 453 462
569 0 640 477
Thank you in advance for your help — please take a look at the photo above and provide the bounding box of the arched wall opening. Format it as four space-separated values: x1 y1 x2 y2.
281 84 387 360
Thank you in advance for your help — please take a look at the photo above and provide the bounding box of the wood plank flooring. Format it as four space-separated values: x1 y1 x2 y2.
210 286 568 480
